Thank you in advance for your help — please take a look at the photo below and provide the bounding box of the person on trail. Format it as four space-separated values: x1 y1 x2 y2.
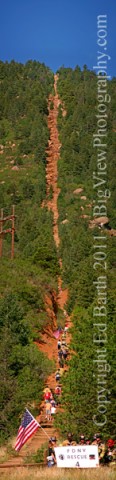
61 339 66 347
65 345 69 353
65 346 69 357
45 401 52 422
55 369 61 382
58 349 64 367
43 385 51 394
46 439 56 467
51 405 56 416
62 343 69 353
62 347 68 361
92 434 97 445
62 433 77 446
49 392 54 401
50 398 56 407
55 385 62 405
96 434 106 464
57 340 61 350
104 439 116 466
85 437 91 445
44 390 51 402
62 333 66 340
55 384 61 394
92 434 105 464
58 348 63 358
64 324 69 332
107 439 115 449
59 367 64 376
50 436 57 444
79 434 85 445
58 356 64 368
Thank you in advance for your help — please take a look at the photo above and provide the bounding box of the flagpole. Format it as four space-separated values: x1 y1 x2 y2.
39 424 50 440
26 408 50 440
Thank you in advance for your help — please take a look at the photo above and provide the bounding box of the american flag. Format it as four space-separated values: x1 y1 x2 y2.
15 409 40 451
53 328 62 339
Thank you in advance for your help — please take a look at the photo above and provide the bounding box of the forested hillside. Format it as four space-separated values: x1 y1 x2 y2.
55 66 116 438
0 61 115 446
0 60 58 442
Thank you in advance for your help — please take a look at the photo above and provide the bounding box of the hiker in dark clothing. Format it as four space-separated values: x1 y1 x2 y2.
46 440 56 467
58 349 64 367
58 349 63 359
57 340 61 350
62 347 68 361
55 369 61 382
58 356 64 368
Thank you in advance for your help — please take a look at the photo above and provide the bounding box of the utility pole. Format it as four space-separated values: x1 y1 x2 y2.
11 204 15 259
0 208 3 257
0 205 16 259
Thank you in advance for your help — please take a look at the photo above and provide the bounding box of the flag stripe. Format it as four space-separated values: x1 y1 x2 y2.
15 410 40 451
21 425 39 447
15 422 38 450
15 427 24 450
22 421 38 441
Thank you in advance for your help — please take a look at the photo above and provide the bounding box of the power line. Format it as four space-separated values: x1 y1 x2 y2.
0 205 16 259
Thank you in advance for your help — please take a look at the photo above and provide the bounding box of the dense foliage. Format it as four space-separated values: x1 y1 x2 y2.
0 60 115 444
0 293 54 442
0 60 57 442
55 66 116 439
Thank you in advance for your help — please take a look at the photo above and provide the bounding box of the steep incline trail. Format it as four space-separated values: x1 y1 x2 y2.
39 72 71 389
40 73 71 371
44 74 68 308
45 74 61 248
0 75 71 467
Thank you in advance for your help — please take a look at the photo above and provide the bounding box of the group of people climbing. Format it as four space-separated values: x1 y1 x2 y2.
43 386 57 422
42 316 115 468
43 324 69 422
46 432 116 467
57 332 69 367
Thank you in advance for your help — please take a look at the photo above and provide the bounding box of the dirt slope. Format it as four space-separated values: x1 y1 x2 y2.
43 73 61 248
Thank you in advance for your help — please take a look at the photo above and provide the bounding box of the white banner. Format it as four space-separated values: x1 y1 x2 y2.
55 445 99 468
